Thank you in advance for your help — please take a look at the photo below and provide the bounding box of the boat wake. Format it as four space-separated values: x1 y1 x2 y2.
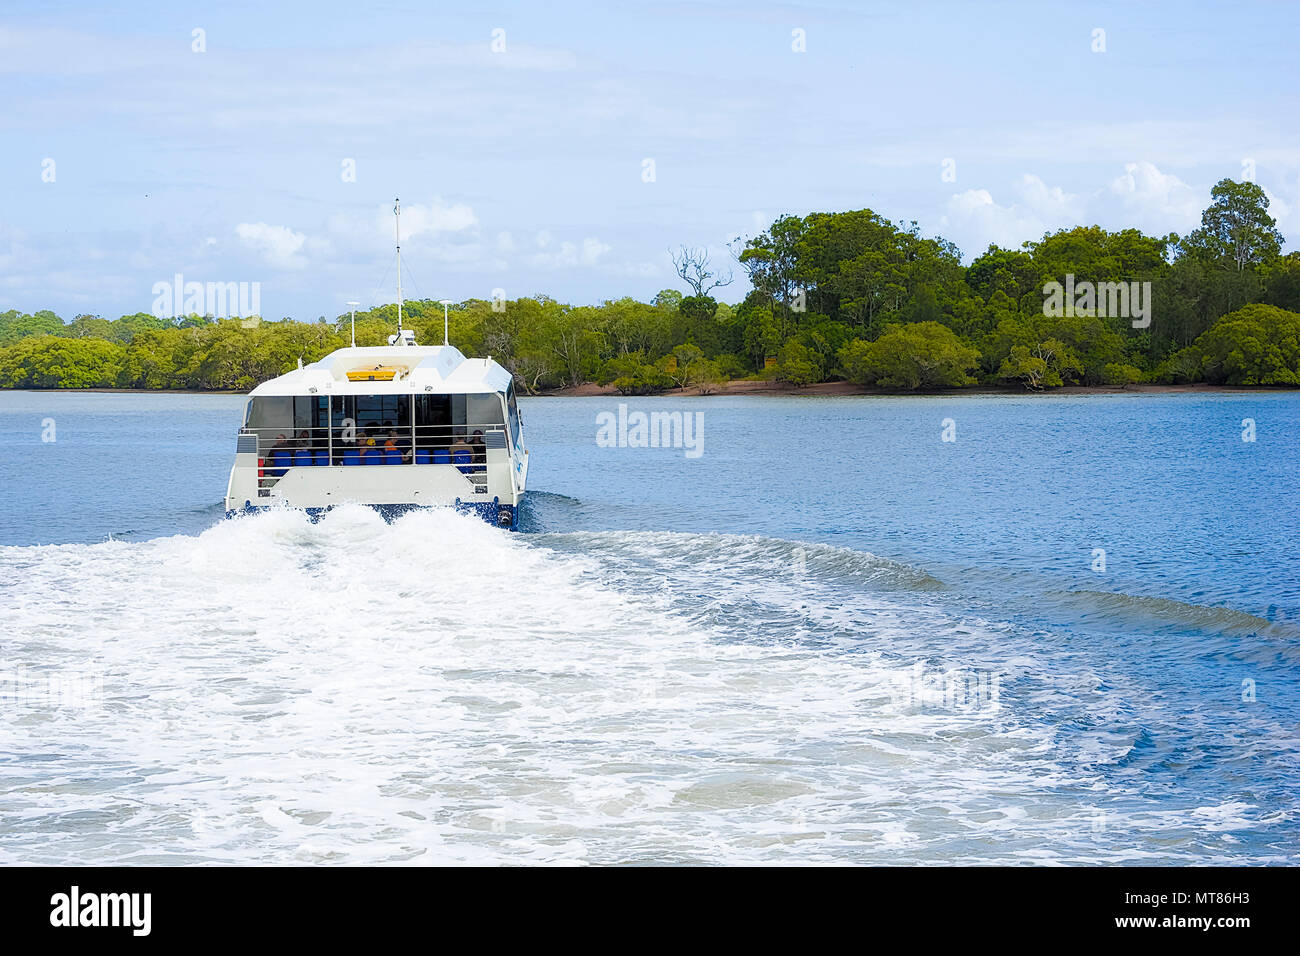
0 505 1294 865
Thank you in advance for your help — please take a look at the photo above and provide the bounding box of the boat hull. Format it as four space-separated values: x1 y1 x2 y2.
224 497 521 530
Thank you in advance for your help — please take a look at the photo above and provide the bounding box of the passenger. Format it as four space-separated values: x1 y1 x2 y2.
269 433 290 476
294 429 311 450
334 430 354 465
468 429 486 465
448 433 473 464
388 429 413 464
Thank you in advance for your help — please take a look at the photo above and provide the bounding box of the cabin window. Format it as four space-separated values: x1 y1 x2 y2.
246 396 328 448
412 393 504 447
247 396 291 430
464 393 505 432
414 394 452 448
331 395 410 438
505 384 521 447
356 395 410 433
328 395 412 463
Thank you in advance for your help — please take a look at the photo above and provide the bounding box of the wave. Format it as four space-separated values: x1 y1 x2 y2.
1054 589 1277 632
1 507 1294 865
1032 589 1300 668
535 528 945 592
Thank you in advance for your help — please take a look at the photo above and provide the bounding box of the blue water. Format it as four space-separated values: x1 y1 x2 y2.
0 389 1297 864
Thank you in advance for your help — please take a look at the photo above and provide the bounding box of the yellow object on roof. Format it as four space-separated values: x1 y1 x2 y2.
346 365 403 381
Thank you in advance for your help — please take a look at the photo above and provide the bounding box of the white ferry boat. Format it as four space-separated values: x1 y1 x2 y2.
223 201 528 528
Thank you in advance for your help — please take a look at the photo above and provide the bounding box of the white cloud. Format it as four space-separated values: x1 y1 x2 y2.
530 236 611 268
0 28 174 75
609 260 661 278
935 164 1252 255
1260 171 1300 240
1017 174 1084 220
940 174 1082 250
315 199 480 269
235 222 309 269
1104 161 1201 230
385 198 477 239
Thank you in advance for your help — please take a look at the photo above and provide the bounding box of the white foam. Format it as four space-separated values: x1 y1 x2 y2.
0 509 1290 864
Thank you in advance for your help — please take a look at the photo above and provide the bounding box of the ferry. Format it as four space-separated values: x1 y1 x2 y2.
223 201 528 528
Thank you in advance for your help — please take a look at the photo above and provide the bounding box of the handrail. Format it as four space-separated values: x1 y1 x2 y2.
239 422 508 478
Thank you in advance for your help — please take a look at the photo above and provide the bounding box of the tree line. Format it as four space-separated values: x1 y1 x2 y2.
2 177 1299 392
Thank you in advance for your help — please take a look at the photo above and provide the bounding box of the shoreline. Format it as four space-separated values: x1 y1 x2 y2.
3 382 1298 398
531 380 1300 398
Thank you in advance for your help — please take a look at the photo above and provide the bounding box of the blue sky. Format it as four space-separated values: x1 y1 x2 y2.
2 0 1298 321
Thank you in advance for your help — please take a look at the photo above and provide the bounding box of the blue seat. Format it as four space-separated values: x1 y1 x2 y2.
452 450 471 465
315 450 329 466
384 449 402 464
432 448 450 464
293 449 312 466
271 450 290 475
343 448 360 466
415 448 432 464
365 451 382 464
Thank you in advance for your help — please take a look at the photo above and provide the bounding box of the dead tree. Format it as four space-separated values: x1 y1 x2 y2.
670 245 734 297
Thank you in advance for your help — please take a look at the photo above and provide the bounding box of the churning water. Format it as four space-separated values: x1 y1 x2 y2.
0 391 1297 864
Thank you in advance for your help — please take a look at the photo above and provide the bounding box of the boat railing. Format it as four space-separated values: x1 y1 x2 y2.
238 423 507 490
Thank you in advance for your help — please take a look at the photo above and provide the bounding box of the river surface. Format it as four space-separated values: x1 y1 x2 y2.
1 389 1297 864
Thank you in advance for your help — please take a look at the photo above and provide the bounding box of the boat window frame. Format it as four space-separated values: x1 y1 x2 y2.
505 383 522 448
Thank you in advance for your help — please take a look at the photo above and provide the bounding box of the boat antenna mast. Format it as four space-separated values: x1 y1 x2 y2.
347 300 359 348
439 299 453 346
394 198 403 335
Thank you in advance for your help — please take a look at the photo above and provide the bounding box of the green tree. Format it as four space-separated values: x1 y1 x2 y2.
0 310 65 345
739 304 781 371
605 352 673 395
669 343 704 388
1179 178 1283 270
0 335 126 388
110 312 174 344
839 322 979 389
687 356 729 394
996 339 1084 390
771 340 819 387
966 245 1044 306
737 215 805 321
1027 225 1172 286
1263 252 1300 312
1101 363 1144 385
1185 303 1300 385
652 288 683 312
66 315 114 339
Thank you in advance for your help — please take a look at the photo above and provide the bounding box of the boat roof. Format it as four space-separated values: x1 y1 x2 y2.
248 344 514 397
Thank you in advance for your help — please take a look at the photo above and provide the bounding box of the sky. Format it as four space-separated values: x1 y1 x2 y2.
2 0 1298 321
